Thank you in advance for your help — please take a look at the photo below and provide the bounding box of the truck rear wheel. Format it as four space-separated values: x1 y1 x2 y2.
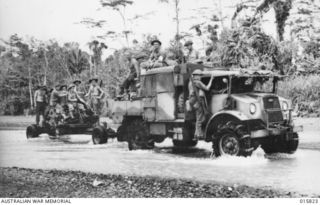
92 126 108 144
127 119 154 150
26 125 40 139
117 125 127 142
261 133 299 154
213 121 253 157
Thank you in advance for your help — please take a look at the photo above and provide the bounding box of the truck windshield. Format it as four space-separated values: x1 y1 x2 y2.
231 77 275 94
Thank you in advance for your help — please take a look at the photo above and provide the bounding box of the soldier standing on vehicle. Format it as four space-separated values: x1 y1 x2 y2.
141 39 166 70
73 79 84 96
189 70 214 139
122 52 141 95
67 84 78 119
58 84 69 119
85 77 104 115
44 84 60 119
49 84 60 107
72 79 87 106
184 40 199 63
34 85 47 125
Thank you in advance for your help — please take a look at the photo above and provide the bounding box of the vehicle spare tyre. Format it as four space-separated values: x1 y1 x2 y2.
92 126 108 144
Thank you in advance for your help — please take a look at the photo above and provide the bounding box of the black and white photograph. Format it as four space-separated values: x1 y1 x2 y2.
0 0 320 202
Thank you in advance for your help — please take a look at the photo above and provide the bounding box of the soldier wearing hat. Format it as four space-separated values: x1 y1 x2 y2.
72 79 84 96
141 39 166 70
184 40 199 63
49 84 61 107
44 84 60 118
57 84 69 119
122 52 147 96
66 84 78 119
85 77 104 115
34 85 48 125
188 69 214 139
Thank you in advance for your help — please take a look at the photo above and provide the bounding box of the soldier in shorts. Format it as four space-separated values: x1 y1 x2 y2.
188 70 214 139
85 77 104 115
34 85 47 125
57 84 69 119
67 84 78 119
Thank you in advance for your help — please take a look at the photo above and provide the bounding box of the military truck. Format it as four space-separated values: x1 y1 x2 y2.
98 63 302 157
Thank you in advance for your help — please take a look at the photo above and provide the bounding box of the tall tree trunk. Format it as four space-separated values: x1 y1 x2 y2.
175 0 180 38
218 0 224 28
89 56 93 77
118 10 129 47
28 66 34 108
43 50 48 85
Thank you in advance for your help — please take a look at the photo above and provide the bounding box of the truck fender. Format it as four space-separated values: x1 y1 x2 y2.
204 110 249 142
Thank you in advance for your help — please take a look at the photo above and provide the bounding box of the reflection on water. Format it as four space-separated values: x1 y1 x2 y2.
0 130 319 196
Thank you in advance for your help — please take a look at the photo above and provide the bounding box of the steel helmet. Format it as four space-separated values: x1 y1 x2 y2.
192 69 202 75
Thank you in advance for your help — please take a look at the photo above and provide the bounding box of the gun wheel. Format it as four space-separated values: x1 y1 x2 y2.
26 125 40 139
92 126 108 144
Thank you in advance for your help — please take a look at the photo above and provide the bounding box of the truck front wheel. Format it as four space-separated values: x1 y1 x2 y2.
127 119 154 150
213 122 253 157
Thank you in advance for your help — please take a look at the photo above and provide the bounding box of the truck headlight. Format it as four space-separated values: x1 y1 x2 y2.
282 101 288 111
249 103 256 114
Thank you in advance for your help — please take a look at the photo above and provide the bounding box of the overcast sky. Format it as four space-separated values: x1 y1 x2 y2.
0 0 277 55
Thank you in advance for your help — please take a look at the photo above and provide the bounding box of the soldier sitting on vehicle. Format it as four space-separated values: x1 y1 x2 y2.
122 52 141 95
69 83 87 111
183 40 199 63
140 39 166 71
85 77 104 115
165 52 179 66
188 69 214 139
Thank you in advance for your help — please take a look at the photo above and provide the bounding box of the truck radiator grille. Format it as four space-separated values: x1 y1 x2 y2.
263 96 283 123
267 110 283 123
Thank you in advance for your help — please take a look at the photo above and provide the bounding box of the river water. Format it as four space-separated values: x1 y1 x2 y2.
0 128 320 196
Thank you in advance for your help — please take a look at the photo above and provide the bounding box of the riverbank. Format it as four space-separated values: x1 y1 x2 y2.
0 167 307 198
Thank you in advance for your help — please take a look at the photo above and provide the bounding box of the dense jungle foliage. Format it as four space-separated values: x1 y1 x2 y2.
0 0 319 116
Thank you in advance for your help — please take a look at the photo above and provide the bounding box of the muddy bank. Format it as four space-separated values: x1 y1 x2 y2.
0 167 308 198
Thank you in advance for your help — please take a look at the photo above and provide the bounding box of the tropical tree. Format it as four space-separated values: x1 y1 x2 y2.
88 40 108 76
288 0 320 42
1 34 36 108
100 0 134 46
67 48 90 77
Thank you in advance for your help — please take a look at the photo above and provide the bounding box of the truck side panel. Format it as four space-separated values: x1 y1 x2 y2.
111 100 143 124
156 92 175 121
143 97 156 121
